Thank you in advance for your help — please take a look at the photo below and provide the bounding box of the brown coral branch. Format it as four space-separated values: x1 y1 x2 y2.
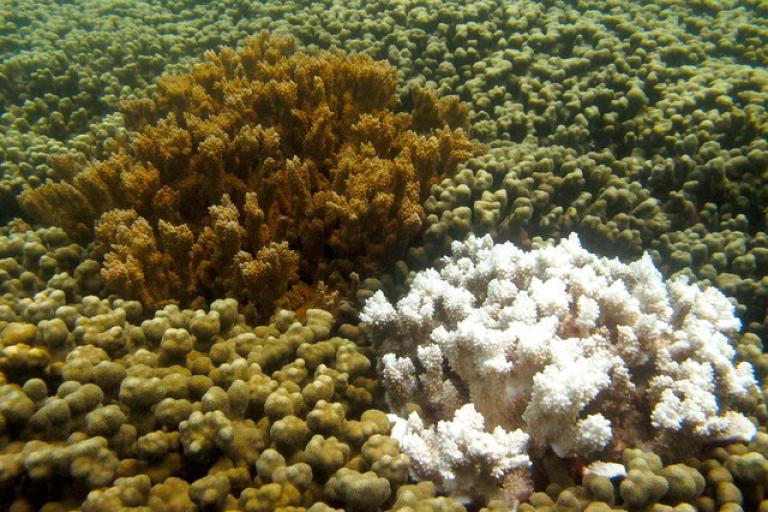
20 32 481 321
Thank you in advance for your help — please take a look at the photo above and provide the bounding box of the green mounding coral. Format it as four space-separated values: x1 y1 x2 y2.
419 144 671 260
511 444 768 512
0 290 430 511
0 223 102 304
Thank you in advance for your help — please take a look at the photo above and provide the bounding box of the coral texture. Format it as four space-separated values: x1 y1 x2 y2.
20 32 477 320
415 136 768 337
2 0 767 510
0 291 420 511
362 233 757 502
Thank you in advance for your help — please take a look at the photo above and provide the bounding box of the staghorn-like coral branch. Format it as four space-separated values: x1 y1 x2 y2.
20 32 480 321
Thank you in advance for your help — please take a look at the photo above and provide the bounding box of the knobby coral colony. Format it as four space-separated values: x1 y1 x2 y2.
0 293 421 511
19 32 479 323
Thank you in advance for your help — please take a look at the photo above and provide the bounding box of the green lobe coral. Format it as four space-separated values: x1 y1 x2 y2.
0 288 422 510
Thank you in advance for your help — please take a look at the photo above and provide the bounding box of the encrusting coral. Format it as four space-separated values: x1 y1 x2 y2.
20 32 478 321
361 233 759 505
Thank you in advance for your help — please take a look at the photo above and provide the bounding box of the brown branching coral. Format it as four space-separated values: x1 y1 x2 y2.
20 32 479 321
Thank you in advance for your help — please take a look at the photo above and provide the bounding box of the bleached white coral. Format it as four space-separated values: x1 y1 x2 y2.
362 233 756 499
390 404 531 500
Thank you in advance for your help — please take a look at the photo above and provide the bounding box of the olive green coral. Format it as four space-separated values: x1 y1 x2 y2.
325 467 392 511
0 288 424 510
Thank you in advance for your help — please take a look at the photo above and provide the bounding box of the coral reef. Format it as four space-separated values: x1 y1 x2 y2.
362 233 758 503
7 0 763 331
0 0 287 224
20 32 477 321
1 0 766 510
395 134 768 342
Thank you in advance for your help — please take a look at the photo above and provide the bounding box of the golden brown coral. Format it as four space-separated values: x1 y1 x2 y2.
21 32 480 321
95 210 182 310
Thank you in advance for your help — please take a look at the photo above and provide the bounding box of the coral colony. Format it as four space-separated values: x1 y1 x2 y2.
362 233 756 503
19 33 477 322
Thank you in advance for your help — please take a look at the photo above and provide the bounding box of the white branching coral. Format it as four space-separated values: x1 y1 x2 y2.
391 404 531 499
361 233 756 501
